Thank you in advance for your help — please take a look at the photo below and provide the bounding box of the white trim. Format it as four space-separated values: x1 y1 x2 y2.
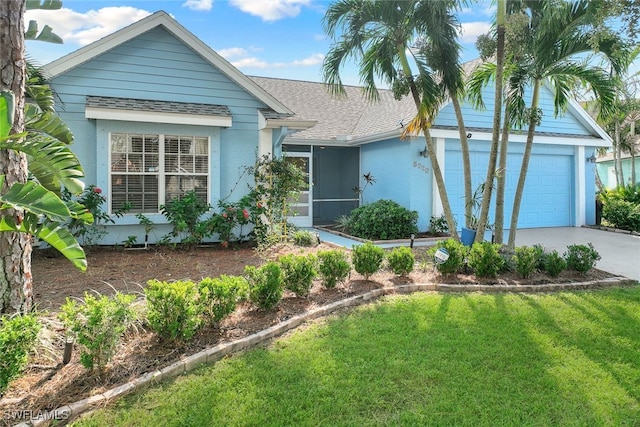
428 128 608 147
259 128 272 158
86 107 232 127
43 11 293 115
432 137 445 218
575 146 586 226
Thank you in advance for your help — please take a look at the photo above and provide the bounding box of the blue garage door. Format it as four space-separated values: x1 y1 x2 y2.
445 150 573 229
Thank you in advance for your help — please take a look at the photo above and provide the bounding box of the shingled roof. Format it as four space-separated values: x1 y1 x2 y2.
250 76 417 142
86 96 231 117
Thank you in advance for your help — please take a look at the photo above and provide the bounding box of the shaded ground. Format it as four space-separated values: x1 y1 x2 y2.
0 243 620 425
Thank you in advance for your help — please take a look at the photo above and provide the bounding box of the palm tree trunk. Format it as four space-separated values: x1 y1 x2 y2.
474 0 506 243
493 108 511 244
507 79 541 250
397 44 459 240
615 122 624 186
451 96 472 228
0 0 33 314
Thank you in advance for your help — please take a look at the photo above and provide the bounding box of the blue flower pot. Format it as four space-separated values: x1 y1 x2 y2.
461 227 476 247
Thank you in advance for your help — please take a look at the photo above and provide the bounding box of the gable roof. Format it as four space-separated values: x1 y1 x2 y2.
42 10 293 115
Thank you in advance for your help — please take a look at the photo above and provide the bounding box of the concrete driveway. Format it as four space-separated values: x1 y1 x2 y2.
515 227 640 281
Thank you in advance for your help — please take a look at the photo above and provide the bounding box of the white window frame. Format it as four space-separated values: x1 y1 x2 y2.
109 132 210 214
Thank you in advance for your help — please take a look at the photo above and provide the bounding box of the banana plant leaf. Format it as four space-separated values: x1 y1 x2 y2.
0 175 72 223
0 91 14 138
25 104 73 144
0 133 84 195
0 214 87 271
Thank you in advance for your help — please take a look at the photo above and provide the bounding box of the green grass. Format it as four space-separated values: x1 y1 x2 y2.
76 288 640 427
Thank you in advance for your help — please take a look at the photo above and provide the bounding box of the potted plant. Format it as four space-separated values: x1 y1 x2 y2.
462 182 493 246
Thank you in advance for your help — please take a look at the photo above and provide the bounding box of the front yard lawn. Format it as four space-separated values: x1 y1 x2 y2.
78 288 640 426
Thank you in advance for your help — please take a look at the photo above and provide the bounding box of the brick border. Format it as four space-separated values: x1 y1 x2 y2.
16 276 637 426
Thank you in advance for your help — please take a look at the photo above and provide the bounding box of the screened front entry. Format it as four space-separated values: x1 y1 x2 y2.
284 145 360 226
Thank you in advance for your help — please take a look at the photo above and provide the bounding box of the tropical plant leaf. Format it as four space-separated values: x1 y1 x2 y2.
0 176 72 223
0 214 87 271
0 91 14 138
25 104 73 144
64 198 94 224
0 133 84 194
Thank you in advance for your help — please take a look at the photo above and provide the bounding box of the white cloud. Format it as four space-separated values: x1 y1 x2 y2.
182 0 213 12
459 21 492 43
218 47 249 59
222 48 324 70
25 7 152 46
229 0 312 22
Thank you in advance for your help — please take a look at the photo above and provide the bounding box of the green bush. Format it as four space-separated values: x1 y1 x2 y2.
513 246 540 279
279 254 317 297
542 250 567 277
160 190 212 245
145 279 202 341
602 199 640 232
347 199 418 240
600 184 640 204
352 242 385 279
564 243 601 274
59 292 136 370
198 275 248 325
430 238 468 275
0 314 40 394
292 230 317 247
387 246 415 276
244 262 284 310
317 250 351 289
468 242 505 278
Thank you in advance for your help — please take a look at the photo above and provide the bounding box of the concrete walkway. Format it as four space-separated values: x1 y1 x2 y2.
515 227 640 281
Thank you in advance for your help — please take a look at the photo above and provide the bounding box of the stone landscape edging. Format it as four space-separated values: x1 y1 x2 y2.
16 276 637 427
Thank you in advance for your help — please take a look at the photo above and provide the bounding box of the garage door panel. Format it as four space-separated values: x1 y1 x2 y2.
446 150 572 229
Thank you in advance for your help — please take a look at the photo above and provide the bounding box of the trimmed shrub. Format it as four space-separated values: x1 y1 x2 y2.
145 279 202 341
292 230 317 247
564 243 601 274
542 250 567 277
198 275 248 325
468 242 505 278
387 246 415 276
347 199 419 240
317 250 351 289
244 262 284 310
430 238 468 275
279 254 318 297
0 314 40 394
352 242 385 279
602 199 640 232
513 246 540 279
59 292 136 370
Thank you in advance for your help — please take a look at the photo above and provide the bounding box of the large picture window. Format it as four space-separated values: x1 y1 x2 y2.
110 133 209 213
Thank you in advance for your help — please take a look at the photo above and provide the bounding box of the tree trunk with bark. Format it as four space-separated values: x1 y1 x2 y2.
451 96 472 228
493 108 511 244
474 0 506 243
0 0 32 314
508 79 541 250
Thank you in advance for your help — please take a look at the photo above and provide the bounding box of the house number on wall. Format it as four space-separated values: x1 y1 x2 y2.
412 161 430 174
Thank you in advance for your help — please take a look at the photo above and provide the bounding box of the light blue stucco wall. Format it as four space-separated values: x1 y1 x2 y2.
360 137 433 232
49 26 269 244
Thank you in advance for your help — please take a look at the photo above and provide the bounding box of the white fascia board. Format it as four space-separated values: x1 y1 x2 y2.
85 107 232 127
428 127 610 147
43 11 293 115
263 119 317 130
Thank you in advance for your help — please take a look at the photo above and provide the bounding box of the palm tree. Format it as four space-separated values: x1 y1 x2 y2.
505 0 625 249
322 0 463 240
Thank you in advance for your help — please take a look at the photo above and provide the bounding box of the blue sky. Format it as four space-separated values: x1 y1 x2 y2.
24 0 495 85
25 0 638 88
